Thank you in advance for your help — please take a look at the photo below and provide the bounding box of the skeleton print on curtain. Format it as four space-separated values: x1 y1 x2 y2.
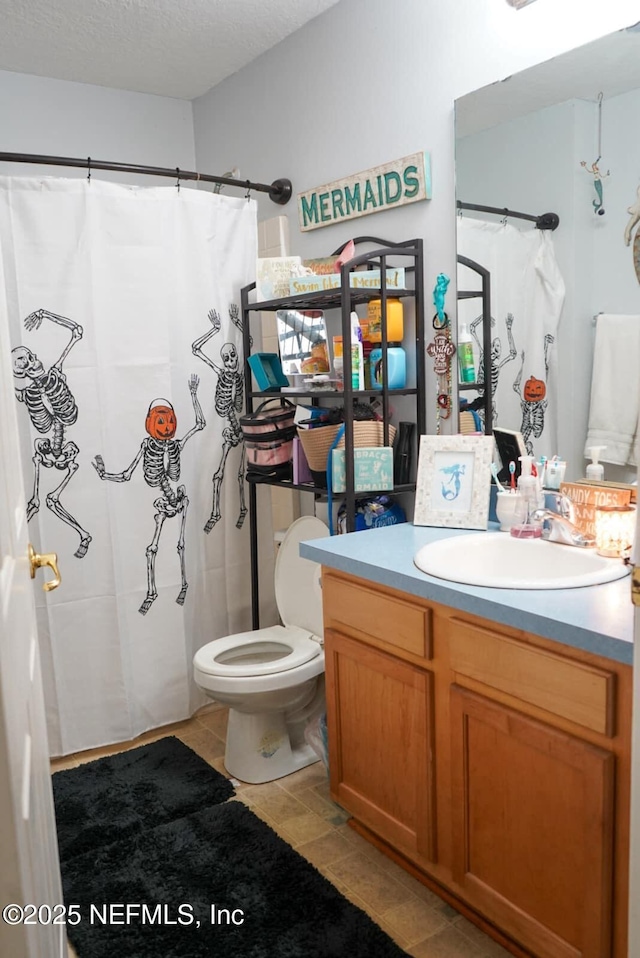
93 375 205 615
457 217 565 460
0 175 257 755
192 306 247 532
12 309 92 558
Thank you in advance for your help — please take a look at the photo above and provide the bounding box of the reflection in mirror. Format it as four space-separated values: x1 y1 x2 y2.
276 309 329 376
455 24 640 484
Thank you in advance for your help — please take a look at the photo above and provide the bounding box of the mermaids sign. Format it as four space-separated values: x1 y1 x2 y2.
297 152 431 231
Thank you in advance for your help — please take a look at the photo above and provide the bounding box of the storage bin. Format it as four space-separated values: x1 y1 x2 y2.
240 398 297 480
297 421 396 487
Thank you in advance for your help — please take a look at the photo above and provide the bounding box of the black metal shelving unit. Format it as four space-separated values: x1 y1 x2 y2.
457 253 492 435
241 237 425 628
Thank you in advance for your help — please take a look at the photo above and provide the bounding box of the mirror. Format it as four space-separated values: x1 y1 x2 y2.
276 309 329 376
455 24 640 484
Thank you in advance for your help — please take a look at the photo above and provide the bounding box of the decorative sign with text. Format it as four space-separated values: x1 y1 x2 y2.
331 447 393 494
560 481 632 538
297 152 431 232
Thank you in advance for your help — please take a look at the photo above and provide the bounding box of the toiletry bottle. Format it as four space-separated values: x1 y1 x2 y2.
458 324 475 383
332 335 344 387
349 311 364 391
367 298 404 343
586 446 606 480
510 455 542 538
369 343 407 390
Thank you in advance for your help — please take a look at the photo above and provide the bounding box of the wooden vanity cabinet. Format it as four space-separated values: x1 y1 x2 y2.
322 568 632 958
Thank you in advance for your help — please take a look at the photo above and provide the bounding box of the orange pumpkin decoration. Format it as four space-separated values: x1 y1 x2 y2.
145 400 177 439
523 376 546 402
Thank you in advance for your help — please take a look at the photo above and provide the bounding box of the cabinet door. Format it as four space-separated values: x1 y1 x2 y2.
450 685 615 958
324 630 436 863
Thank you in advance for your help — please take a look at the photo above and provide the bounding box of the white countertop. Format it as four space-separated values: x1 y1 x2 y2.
301 523 634 665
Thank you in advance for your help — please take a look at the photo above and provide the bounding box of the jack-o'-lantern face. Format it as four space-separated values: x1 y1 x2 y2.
146 401 177 439
524 376 546 402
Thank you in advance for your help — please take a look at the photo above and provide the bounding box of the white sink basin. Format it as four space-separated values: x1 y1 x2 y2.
413 532 630 590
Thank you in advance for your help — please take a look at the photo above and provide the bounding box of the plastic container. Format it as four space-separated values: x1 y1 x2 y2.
332 336 343 387
367 298 404 343
370 344 407 390
458 324 475 383
586 446 606 480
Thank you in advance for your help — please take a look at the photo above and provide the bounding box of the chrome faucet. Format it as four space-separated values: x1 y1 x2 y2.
531 493 596 548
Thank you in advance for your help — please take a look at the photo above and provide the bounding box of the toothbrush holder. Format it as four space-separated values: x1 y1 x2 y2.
495 491 524 532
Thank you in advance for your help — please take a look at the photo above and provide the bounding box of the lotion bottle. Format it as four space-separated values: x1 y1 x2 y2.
349 311 364 391
586 446 606 480
457 324 475 383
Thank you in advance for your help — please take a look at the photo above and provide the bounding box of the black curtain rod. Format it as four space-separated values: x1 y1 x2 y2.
0 151 293 205
457 201 559 231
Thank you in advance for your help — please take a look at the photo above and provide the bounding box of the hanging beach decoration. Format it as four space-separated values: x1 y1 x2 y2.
624 185 640 285
580 93 609 216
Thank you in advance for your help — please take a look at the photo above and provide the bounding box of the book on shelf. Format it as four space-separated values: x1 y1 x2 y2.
289 267 405 296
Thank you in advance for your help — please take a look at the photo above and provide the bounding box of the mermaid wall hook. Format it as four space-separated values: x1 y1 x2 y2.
580 158 610 216
581 93 609 216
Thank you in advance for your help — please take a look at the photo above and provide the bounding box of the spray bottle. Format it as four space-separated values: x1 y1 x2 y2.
586 446 606 481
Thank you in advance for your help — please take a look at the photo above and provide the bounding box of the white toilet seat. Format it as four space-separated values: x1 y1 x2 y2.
193 624 321 678
194 516 329 684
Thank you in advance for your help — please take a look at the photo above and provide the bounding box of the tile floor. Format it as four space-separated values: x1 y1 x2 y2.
52 706 513 958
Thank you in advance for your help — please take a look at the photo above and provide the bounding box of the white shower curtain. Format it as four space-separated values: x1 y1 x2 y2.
457 217 565 459
0 175 257 755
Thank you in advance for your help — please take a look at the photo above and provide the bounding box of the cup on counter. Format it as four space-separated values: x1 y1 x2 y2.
495 491 525 532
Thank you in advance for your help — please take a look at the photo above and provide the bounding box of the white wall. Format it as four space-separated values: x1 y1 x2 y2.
192 0 640 434
0 69 195 180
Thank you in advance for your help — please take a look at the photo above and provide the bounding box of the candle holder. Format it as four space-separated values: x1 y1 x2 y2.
595 505 636 558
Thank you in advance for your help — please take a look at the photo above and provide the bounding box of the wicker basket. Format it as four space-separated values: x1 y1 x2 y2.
298 421 396 485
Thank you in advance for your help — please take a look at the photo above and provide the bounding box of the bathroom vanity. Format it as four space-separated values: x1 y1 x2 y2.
301 524 634 958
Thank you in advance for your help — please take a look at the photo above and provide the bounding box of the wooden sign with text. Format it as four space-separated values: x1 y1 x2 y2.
297 152 431 231
559 481 632 538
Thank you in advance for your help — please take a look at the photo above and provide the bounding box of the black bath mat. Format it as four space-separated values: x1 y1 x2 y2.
61 799 406 958
53 735 235 863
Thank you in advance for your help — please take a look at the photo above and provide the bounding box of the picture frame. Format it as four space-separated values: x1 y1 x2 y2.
413 434 494 529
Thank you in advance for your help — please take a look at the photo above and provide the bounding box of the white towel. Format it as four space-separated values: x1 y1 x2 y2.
584 314 640 466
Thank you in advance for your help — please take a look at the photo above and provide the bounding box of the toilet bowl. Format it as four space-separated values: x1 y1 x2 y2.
193 516 329 784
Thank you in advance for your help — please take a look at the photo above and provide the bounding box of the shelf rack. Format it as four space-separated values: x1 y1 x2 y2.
241 238 425 628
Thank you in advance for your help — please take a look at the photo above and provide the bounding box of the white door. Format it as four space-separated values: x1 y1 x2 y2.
0 301 64 956
629 503 640 954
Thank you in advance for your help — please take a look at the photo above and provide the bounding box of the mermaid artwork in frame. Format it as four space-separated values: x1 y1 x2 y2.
414 434 494 529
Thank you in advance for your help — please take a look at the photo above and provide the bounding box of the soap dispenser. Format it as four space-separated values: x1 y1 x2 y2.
586 446 606 480
510 455 543 538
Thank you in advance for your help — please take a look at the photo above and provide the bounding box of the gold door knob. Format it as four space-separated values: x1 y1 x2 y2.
28 543 61 592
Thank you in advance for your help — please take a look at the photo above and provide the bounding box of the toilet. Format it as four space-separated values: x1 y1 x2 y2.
193 516 329 784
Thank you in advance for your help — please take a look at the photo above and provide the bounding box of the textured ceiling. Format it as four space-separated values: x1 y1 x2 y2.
0 0 343 99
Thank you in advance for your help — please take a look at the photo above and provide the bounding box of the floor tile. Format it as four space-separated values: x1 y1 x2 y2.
382 898 448 946
327 850 413 915
296 829 355 869
409 924 485 957
453 917 514 957
275 810 332 845
196 708 228 738
176 726 226 763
